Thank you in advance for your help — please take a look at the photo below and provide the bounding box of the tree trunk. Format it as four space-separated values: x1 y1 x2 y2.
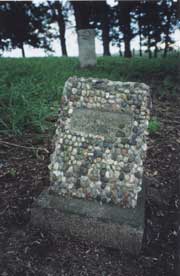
124 34 132 58
138 17 143 56
147 25 152 59
21 43 25 58
118 1 133 58
177 0 180 19
163 13 171 58
154 44 158 58
101 2 111 56
119 43 123 56
71 1 91 30
60 36 67 56
123 9 132 57
123 15 132 58
139 35 143 57
148 43 152 59
102 26 111 56
163 41 169 57
55 1 67 56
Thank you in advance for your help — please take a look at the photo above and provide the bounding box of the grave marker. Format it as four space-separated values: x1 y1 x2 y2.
32 77 151 253
78 29 96 68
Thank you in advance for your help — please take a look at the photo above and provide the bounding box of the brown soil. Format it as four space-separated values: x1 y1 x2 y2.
0 97 179 276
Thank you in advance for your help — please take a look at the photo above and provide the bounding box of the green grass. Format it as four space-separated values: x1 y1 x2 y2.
148 118 160 134
0 55 179 135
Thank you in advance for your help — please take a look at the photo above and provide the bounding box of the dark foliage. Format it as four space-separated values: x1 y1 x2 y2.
0 0 179 57
0 1 52 57
46 1 69 56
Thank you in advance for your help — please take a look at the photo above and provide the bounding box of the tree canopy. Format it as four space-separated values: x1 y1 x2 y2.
0 0 179 57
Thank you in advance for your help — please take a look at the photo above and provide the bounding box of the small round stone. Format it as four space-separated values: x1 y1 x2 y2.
119 173 124 181
105 171 110 178
123 166 131 173
68 108 73 114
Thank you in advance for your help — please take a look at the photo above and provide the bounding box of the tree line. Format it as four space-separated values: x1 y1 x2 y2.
0 0 179 58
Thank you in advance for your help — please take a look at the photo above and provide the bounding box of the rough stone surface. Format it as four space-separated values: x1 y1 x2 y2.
49 77 150 208
78 29 96 68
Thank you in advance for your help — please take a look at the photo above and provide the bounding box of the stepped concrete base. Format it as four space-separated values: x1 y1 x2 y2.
31 178 148 255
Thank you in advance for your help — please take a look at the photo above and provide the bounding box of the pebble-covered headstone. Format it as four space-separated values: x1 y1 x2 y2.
32 77 151 253
49 77 150 208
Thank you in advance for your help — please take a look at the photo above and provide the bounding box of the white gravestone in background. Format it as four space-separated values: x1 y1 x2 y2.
78 29 96 68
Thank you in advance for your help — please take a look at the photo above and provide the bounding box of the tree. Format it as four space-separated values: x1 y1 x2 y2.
47 1 68 56
71 0 93 30
133 1 162 59
109 4 123 56
117 1 137 58
0 3 9 52
135 0 177 58
177 0 180 19
134 2 145 57
90 1 112 56
0 1 52 57
161 0 177 57
99 1 111 56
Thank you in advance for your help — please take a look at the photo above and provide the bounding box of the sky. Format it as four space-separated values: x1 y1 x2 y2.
2 0 180 58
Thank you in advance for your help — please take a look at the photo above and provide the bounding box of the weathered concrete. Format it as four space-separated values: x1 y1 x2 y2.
78 29 96 68
31 176 148 254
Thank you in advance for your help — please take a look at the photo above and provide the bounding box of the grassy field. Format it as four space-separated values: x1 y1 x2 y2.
0 55 179 135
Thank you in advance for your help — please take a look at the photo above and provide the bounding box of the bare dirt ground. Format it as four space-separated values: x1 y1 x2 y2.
0 96 179 276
